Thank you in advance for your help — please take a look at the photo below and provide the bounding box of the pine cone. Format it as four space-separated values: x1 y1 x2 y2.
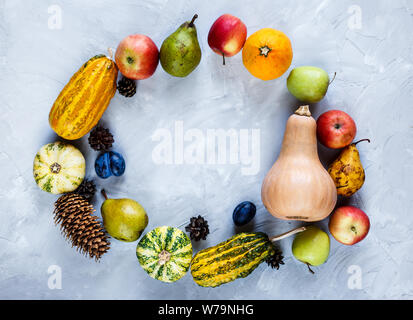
185 215 209 241
74 179 96 202
88 126 114 151
266 247 284 270
53 193 110 261
117 76 136 97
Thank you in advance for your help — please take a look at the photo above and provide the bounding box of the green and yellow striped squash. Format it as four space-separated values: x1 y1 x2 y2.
191 232 275 288
136 226 193 283
33 141 85 194
49 53 118 140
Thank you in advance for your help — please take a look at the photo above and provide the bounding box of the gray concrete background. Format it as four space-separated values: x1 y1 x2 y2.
0 0 412 299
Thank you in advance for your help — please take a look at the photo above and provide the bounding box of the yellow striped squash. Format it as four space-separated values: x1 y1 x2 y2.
137 226 193 283
33 141 85 194
49 53 118 140
191 232 275 287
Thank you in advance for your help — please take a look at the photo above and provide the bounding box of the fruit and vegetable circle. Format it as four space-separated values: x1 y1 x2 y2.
2 1 413 299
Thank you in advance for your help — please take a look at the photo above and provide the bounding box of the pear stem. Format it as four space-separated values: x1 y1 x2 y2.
101 189 108 200
188 14 198 27
354 138 371 146
269 226 307 242
306 263 315 274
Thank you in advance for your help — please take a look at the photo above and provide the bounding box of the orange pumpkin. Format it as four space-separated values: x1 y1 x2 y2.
242 28 293 81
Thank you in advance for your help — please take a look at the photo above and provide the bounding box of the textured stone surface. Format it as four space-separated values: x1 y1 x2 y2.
0 0 412 299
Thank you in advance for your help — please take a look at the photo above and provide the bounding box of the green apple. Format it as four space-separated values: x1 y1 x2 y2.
287 66 330 103
292 225 330 272
101 190 148 242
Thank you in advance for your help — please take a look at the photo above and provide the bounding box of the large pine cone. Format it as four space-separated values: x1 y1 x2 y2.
53 193 110 260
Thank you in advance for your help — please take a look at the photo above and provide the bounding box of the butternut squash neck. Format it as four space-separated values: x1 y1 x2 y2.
279 105 318 158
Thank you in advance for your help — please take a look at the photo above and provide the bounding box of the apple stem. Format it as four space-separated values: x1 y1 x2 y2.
328 72 337 86
101 189 108 200
222 53 226 66
188 14 198 27
269 226 307 242
306 263 315 274
354 138 371 146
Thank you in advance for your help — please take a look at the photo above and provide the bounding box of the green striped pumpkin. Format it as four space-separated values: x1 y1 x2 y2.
136 226 193 283
33 141 85 194
191 232 275 288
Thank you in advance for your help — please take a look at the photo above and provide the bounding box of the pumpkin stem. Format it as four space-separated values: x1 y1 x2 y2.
158 250 171 265
101 189 108 200
188 14 198 27
353 138 370 146
269 226 307 242
295 105 311 117
306 263 315 274
49 162 61 174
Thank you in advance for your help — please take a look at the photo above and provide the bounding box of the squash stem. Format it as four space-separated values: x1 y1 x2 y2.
107 48 113 60
49 162 61 174
269 226 307 242
158 250 171 265
295 105 311 117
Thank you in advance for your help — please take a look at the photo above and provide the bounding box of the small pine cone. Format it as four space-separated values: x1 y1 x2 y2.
53 193 110 261
117 76 136 97
266 247 284 270
185 215 209 241
88 126 114 151
74 179 96 202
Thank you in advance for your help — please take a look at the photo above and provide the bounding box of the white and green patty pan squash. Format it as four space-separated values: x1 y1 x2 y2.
136 226 193 283
33 141 85 194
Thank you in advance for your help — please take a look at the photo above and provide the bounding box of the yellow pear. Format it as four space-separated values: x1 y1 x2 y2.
328 139 370 197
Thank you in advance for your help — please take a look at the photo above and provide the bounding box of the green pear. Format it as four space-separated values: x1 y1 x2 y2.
292 225 330 273
160 14 201 77
101 190 148 242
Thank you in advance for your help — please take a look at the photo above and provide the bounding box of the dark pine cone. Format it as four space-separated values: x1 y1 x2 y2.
74 179 96 202
266 247 284 270
53 193 110 261
185 215 209 241
88 126 114 151
117 76 136 97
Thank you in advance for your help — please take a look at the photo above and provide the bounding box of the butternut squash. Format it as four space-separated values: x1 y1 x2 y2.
261 105 337 221
49 50 118 140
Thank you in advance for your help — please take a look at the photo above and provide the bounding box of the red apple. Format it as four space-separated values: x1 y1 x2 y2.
208 14 247 65
329 206 370 245
316 110 357 149
115 34 159 80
